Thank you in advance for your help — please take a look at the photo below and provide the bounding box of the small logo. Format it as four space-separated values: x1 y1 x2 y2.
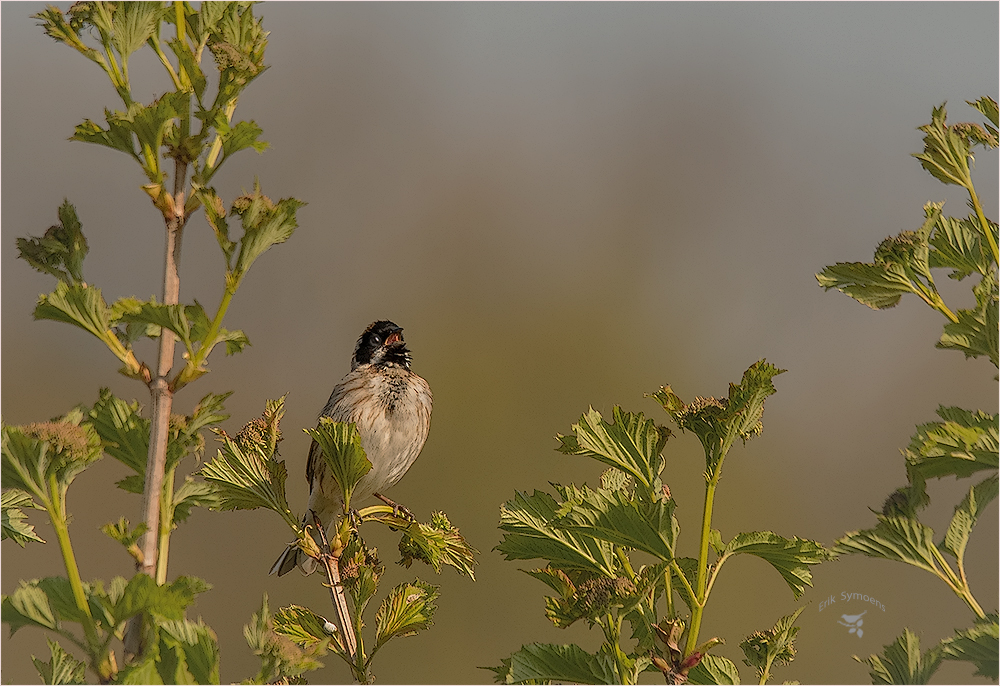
838 611 866 638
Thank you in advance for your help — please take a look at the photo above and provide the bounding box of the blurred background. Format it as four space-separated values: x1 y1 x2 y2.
2 2 997 684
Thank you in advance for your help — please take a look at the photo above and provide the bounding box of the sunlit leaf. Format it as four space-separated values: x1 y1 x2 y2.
722 531 830 599
231 183 305 282
940 474 998 561
928 214 993 280
496 490 617 577
157 618 220 686
553 484 677 562
34 281 112 344
939 613 998 680
967 96 999 139
488 642 618 684
937 268 998 366
2 422 103 501
557 406 669 490
835 515 939 576
305 418 371 508
272 605 335 651
372 580 439 655
687 654 741 685
32 639 86 685
2 489 44 546
905 405 999 482
2 580 60 634
856 628 942 684
397 510 478 580
17 200 89 284
740 606 805 683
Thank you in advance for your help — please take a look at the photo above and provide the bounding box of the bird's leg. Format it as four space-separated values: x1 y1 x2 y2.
374 492 415 522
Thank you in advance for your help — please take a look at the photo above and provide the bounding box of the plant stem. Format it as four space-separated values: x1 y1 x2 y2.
685 452 721 656
311 512 359 662
139 158 186 579
156 467 176 585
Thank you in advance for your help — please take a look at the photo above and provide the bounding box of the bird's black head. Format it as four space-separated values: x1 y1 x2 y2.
352 320 411 369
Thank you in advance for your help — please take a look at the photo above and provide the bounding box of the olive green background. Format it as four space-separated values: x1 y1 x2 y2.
2 2 997 684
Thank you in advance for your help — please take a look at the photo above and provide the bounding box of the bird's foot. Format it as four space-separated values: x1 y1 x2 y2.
374 492 416 523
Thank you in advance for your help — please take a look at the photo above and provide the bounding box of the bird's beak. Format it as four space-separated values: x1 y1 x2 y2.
385 330 402 346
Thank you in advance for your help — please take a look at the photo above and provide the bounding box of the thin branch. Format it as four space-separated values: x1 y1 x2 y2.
311 511 359 662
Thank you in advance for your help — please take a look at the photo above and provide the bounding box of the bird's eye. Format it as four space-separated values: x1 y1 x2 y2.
371 334 381 345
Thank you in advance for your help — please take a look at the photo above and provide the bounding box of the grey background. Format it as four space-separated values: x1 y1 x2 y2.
2 2 997 684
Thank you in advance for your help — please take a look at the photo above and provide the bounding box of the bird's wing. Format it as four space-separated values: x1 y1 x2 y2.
305 437 323 492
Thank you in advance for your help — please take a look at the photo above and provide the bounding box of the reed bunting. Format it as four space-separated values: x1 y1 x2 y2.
270 320 433 576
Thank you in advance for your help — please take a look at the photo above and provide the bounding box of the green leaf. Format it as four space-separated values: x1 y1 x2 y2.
117 298 193 351
231 183 305 282
157 619 221 685
372 580 439 655
928 214 993 280
34 7 109 69
937 268 998 366
111 574 210 626
198 399 295 525
17 200 89 284
338 537 383 616
856 628 942 684
939 613 998 680
272 605 336 651
722 532 830 599
221 119 269 161
835 515 939 575
172 478 221 524
71 113 139 160
109 2 164 64
218 328 251 355
397 510 478 580
32 639 86 685
2 579 60 634
496 490 617 577
2 488 45 546
489 643 618 684
905 406 999 482
195 188 235 265
967 96 999 139
687 654 741 685
87 389 148 474
553 484 677 562
2 422 103 501
304 418 371 508
740 607 805 683
940 474 998 561
557 406 669 490
653 360 785 476
167 38 207 100
244 595 325 684
34 281 113 343
913 103 974 187
101 517 146 564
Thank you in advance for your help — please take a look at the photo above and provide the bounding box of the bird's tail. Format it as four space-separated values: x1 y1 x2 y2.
269 542 318 576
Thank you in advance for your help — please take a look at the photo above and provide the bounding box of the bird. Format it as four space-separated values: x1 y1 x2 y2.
270 320 433 576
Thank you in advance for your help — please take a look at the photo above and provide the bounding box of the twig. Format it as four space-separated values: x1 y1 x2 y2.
311 511 359 661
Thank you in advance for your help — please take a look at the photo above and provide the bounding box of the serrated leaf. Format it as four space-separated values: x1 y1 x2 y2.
71 114 139 159
722 532 830 599
553 484 677 562
939 613 998 680
87 389 148 474
940 473 998 561
2 488 44 545
304 418 371 508
2 580 60 634
2 422 103 501
172 478 221 524
835 515 939 575
913 103 974 187
221 119 269 160
937 268 998 366
232 182 305 282
17 200 89 284
905 406 999 482
490 643 618 684
117 298 193 350
967 96 999 138
272 605 336 650
157 618 220 685
557 406 669 490
686 654 742 685
34 280 112 342
397 510 478 580
167 38 207 99
740 607 805 683
195 188 235 264
496 490 617 577
857 628 942 684
32 639 86 685
109 2 164 64
111 574 209 626
373 580 439 655
929 214 992 280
